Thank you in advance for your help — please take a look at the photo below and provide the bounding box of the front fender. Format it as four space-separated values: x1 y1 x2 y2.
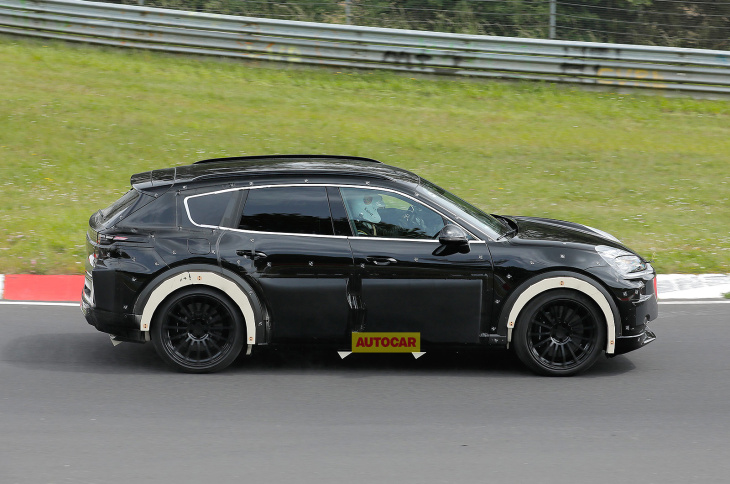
496 271 621 354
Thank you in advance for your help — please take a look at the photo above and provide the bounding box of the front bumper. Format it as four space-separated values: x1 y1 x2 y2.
613 323 656 355
611 272 658 355
609 270 659 355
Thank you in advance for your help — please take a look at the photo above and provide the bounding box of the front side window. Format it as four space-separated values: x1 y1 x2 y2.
340 187 446 239
239 186 334 235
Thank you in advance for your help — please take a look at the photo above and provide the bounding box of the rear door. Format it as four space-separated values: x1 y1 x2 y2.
216 185 354 344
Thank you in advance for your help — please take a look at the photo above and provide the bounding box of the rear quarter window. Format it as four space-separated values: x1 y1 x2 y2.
186 190 241 228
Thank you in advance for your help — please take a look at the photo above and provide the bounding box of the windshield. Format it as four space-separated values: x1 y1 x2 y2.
418 179 507 238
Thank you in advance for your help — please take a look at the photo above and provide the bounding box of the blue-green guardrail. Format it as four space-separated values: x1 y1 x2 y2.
1 0 729 94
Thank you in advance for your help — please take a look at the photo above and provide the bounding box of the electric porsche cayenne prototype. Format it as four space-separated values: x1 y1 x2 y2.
82 155 657 375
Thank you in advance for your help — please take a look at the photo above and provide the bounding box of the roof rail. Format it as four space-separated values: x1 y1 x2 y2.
194 154 383 165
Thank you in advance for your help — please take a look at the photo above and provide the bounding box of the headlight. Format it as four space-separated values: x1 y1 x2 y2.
595 245 647 275
584 225 621 243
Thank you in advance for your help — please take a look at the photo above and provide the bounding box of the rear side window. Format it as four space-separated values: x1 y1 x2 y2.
186 190 240 227
239 187 333 235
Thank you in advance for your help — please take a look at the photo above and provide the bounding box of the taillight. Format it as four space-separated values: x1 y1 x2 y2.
654 277 658 299
98 234 129 245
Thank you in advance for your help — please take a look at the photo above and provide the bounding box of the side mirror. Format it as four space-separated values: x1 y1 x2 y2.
438 225 468 245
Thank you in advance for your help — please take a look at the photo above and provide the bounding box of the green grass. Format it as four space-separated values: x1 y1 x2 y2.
1 35 729 274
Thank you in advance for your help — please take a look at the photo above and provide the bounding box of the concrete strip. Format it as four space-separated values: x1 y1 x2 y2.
659 300 730 305
0 274 4 299
657 274 730 300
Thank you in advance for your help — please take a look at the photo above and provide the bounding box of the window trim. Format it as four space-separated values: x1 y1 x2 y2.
183 183 482 242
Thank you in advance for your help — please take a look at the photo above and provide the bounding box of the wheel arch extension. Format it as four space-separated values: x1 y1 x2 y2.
498 271 620 354
133 264 264 345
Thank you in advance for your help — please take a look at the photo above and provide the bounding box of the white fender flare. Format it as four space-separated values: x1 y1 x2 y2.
506 276 616 354
139 271 257 345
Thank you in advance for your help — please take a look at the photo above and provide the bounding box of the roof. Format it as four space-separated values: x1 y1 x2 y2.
130 155 420 190
193 154 383 165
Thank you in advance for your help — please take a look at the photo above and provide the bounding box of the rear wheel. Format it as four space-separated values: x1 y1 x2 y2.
514 289 606 376
151 287 244 373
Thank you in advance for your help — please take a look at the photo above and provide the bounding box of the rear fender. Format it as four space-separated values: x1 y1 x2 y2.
134 265 264 345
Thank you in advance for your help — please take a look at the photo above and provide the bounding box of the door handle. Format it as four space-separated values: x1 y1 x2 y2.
236 249 267 259
366 256 397 266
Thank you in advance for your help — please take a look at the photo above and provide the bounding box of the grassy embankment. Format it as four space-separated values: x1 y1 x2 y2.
0 35 728 274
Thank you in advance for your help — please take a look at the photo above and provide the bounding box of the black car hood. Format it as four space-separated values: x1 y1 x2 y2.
507 216 631 252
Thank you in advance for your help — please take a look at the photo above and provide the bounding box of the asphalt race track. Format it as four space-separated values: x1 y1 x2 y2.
1 303 729 483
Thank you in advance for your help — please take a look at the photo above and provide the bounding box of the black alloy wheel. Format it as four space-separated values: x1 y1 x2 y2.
152 287 244 373
514 289 606 376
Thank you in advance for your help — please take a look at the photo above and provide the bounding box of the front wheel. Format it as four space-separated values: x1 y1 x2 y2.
513 289 606 376
151 287 245 373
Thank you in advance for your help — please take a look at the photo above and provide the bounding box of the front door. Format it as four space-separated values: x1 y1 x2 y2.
339 187 492 344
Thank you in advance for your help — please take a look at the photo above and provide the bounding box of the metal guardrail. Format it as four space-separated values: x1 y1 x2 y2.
1 0 729 94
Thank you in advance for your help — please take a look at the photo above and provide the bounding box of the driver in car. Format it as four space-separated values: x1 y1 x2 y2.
351 193 386 236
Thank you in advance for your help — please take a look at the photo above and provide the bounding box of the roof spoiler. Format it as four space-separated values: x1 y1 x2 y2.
193 154 383 165
130 167 176 191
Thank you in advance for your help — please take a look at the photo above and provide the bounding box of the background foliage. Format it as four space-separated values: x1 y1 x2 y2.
105 0 730 50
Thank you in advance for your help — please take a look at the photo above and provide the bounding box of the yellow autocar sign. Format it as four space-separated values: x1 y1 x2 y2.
351 332 420 353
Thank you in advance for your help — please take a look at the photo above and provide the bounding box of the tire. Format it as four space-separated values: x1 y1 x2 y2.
513 289 606 376
151 287 245 373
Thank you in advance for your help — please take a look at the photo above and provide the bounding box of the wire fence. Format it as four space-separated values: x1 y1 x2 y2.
2 0 728 94
101 0 730 50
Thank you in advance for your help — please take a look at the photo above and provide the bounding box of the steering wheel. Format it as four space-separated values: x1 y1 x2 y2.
401 205 427 231
355 220 377 236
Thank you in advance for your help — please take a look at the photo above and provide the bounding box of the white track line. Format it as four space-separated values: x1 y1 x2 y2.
0 274 4 299
0 301 79 307
659 300 730 305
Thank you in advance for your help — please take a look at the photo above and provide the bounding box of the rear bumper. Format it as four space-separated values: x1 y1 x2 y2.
81 295 146 343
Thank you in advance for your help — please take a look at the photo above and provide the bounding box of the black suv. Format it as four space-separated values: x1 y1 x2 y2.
82 155 657 375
